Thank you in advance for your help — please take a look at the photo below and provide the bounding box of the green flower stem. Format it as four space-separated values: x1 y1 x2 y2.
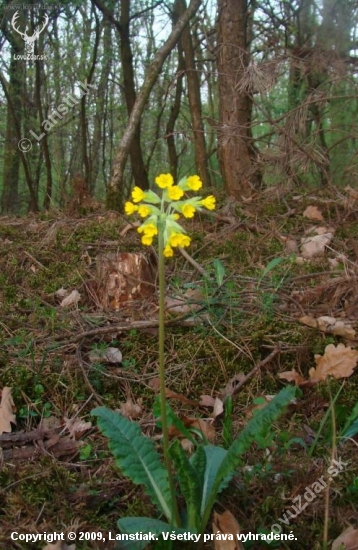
158 219 180 527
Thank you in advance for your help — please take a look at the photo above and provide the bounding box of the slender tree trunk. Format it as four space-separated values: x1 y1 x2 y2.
1 51 21 213
165 3 186 181
0 63 39 213
81 9 100 193
120 0 149 191
107 0 201 210
91 21 111 193
217 0 260 199
34 47 53 209
177 0 210 187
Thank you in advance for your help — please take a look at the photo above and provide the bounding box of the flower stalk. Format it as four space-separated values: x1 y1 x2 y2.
157 218 180 526
124 173 216 526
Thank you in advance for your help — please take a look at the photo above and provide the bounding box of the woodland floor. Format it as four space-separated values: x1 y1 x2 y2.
0 185 358 550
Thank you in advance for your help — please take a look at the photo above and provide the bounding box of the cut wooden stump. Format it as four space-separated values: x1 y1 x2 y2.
96 252 157 309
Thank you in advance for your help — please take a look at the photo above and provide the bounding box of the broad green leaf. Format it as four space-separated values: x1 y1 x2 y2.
92 407 172 521
342 418 358 439
200 386 299 529
169 440 201 529
200 445 228 519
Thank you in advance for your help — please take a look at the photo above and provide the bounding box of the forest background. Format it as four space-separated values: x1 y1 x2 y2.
1 0 357 212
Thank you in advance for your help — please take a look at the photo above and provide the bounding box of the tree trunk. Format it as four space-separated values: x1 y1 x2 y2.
120 0 149 191
91 20 112 193
107 0 202 210
1 52 21 214
34 48 53 210
177 0 210 188
0 58 39 213
217 0 260 199
165 3 186 181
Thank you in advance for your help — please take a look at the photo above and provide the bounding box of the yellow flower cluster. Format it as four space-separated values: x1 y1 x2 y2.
124 173 216 257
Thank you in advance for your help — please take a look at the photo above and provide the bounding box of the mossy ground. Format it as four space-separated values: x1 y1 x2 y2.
0 191 357 549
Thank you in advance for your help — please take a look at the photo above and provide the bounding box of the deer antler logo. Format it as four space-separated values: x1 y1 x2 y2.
11 11 49 56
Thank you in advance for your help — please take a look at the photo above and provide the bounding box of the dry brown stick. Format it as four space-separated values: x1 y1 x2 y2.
23 250 48 270
53 311 205 346
0 428 55 447
179 247 207 275
1 440 78 462
230 348 280 397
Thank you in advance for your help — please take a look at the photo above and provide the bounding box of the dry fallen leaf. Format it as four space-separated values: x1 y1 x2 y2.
148 378 199 406
331 525 358 550
187 418 216 442
165 288 203 314
316 316 356 339
298 315 356 340
55 287 68 298
64 417 92 439
212 510 244 550
0 387 16 435
300 232 333 258
278 370 306 386
60 289 81 307
303 205 324 221
103 347 123 363
212 397 224 419
285 238 299 253
168 416 216 442
164 389 199 406
309 343 358 382
200 395 216 407
119 398 143 420
280 344 358 387
89 346 123 364
220 373 246 399
180 437 195 453
199 395 224 418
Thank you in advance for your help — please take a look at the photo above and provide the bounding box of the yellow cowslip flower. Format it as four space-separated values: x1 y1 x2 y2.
141 234 153 246
167 185 184 201
138 204 151 218
155 173 174 189
163 245 174 258
200 195 216 210
181 203 196 218
187 175 202 191
124 201 138 215
169 232 191 248
137 223 158 237
132 186 145 203
180 234 191 247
